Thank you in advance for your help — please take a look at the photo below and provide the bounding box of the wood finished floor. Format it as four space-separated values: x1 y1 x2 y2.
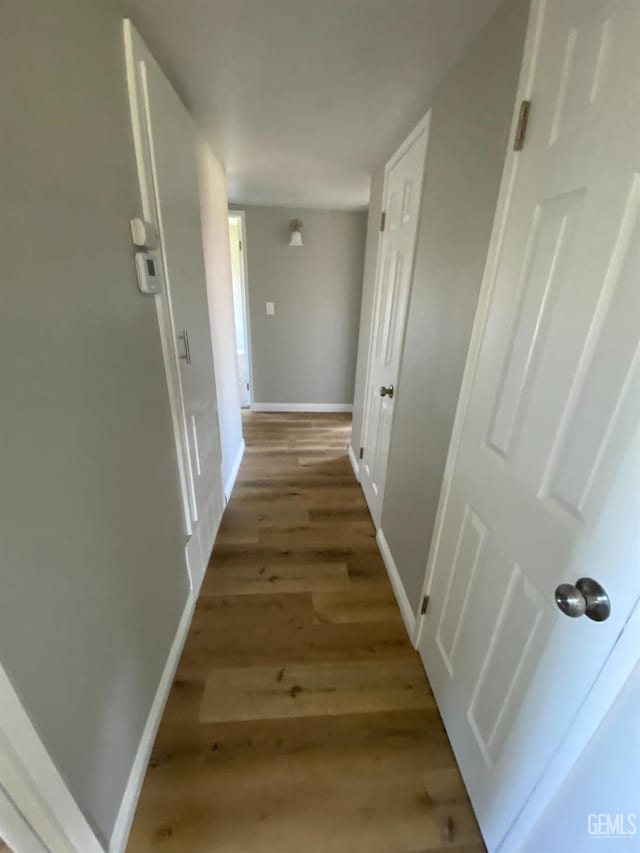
127 413 485 853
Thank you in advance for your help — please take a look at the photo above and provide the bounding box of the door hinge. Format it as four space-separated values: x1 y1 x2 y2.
239 239 243 251
359 446 364 460
513 99 531 151
421 594 430 615
380 211 386 232
246 382 250 391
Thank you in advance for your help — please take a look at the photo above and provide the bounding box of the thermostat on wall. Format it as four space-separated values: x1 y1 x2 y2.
130 217 159 249
134 250 162 295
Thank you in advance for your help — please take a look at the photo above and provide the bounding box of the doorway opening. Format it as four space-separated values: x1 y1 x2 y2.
228 211 252 409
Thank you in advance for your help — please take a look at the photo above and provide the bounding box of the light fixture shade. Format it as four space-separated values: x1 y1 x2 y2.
289 219 303 247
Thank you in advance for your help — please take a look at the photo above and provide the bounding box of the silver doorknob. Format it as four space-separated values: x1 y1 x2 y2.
554 578 611 622
379 384 394 398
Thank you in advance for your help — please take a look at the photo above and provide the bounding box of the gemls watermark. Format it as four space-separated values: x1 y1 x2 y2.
588 813 638 839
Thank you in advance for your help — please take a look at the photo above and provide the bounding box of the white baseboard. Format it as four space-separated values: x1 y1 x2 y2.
109 592 196 853
348 445 360 482
224 438 245 501
376 529 417 644
251 403 353 413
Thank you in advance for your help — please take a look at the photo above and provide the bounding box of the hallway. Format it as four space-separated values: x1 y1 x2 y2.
127 413 484 852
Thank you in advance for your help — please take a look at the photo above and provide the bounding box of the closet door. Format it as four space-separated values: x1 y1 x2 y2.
124 21 224 590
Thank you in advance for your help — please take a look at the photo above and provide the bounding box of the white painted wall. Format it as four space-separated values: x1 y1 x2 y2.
196 137 245 495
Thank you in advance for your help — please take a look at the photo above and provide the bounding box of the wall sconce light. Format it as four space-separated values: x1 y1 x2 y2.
289 219 303 247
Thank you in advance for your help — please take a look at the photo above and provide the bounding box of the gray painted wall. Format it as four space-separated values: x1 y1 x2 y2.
0 0 191 842
239 206 367 405
352 0 530 612
382 0 529 612
351 169 385 450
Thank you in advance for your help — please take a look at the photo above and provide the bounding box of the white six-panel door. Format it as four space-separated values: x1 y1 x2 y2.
360 116 430 526
417 0 640 849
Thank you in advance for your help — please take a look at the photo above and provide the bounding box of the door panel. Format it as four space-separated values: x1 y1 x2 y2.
435 506 488 677
418 1 640 849
360 120 429 525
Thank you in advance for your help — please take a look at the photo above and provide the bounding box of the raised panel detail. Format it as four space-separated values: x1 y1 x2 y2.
401 178 414 224
374 252 394 359
549 10 613 145
371 398 393 497
436 507 488 677
190 414 201 476
467 565 548 768
363 384 382 486
388 189 399 231
384 253 405 366
543 177 640 517
486 190 584 458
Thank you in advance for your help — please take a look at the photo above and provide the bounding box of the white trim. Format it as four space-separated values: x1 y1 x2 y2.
413 0 543 651
251 403 353 413
0 665 103 853
109 592 196 853
376 530 416 642
348 445 360 482
224 438 245 501
227 209 254 407
0 782 49 853
386 110 432 175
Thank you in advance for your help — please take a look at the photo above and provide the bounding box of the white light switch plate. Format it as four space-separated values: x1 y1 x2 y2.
266 301 275 316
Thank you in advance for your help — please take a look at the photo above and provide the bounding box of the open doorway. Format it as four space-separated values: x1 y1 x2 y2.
228 211 252 408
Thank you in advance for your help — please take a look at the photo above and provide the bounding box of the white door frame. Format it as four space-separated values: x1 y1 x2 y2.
0 662 104 852
357 110 431 523
0 783 48 853
412 0 640 845
227 209 254 408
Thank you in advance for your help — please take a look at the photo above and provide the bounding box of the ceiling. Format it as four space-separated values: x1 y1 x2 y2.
122 0 504 209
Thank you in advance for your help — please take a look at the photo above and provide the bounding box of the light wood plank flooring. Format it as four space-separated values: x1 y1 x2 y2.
127 413 485 853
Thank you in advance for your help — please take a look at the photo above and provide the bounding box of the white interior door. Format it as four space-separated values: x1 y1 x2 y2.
360 117 429 526
417 1 640 850
124 22 224 591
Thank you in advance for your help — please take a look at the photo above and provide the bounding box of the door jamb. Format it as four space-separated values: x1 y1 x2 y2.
228 210 254 409
357 110 431 527
0 662 104 852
